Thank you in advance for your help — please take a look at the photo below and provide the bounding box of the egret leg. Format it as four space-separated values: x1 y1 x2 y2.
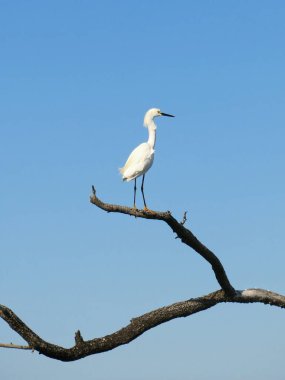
133 178 137 209
141 174 148 209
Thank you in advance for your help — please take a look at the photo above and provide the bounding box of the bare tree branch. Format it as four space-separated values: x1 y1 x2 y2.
0 343 32 350
1 289 285 361
1 190 284 362
90 186 236 296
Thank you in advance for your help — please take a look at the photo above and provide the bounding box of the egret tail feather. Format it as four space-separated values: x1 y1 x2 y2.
119 167 127 181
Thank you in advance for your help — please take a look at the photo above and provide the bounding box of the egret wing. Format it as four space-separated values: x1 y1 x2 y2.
120 143 153 181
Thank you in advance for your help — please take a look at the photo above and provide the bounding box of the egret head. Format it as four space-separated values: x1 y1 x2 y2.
143 108 174 127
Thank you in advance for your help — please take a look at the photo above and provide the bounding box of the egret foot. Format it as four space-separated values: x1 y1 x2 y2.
143 207 155 213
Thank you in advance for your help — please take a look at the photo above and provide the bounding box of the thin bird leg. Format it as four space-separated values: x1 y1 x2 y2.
133 178 137 209
141 174 148 210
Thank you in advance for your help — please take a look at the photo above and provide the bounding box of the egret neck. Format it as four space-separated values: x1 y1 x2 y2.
146 120 157 149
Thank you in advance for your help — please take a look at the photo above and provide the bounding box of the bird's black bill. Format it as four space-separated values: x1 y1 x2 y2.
160 112 175 117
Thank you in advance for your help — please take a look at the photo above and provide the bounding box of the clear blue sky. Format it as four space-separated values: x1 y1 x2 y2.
1 1 285 378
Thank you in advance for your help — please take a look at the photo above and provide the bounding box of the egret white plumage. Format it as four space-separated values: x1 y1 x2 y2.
120 108 174 209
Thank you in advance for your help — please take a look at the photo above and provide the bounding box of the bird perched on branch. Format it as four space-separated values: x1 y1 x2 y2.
120 108 174 210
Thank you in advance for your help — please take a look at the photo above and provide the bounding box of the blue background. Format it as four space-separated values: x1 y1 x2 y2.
1 1 285 378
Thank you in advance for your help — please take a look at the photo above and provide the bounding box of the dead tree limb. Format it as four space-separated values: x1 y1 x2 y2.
1 289 285 362
90 186 236 296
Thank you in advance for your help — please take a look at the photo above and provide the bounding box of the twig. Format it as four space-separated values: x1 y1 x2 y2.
0 343 32 350
180 211 188 225
75 330 84 345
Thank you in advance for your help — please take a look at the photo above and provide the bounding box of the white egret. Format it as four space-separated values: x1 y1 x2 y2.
120 108 174 209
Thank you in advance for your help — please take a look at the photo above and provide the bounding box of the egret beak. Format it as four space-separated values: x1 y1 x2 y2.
160 112 175 117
